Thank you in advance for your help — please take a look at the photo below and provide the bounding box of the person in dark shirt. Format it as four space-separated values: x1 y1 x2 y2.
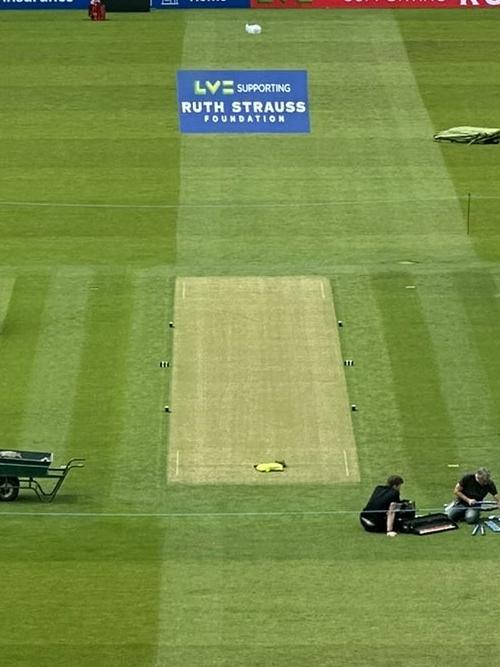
445 468 499 524
360 475 404 538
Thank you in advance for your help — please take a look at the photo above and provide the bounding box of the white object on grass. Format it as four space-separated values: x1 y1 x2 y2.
245 23 262 34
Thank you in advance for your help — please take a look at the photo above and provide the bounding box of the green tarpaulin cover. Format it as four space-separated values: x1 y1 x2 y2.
434 126 500 144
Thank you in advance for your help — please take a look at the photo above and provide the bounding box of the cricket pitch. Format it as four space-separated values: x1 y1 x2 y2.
167 277 359 484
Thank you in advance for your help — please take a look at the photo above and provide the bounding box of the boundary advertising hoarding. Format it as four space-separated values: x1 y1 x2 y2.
0 0 88 7
251 0 500 7
3 0 498 7
0 0 249 7
177 70 310 134
1 0 151 7
151 0 250 7
105 0 150 9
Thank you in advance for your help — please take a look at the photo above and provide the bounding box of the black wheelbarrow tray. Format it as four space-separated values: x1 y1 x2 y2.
0 450 85 502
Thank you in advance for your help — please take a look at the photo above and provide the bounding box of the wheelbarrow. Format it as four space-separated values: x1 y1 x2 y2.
0 450 85 502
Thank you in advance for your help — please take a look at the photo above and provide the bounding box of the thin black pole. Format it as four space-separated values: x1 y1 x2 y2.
467 192 471 235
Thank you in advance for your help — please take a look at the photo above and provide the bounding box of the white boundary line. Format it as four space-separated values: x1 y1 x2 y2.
0 511 360 519
343 450 350 478
0 507 450 519
175 450 180 477
0 194 497 211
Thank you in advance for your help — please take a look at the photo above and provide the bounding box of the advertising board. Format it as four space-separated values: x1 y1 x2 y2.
250 0 500 8
177 70 310 134
151 0 250 8
0 0 88 8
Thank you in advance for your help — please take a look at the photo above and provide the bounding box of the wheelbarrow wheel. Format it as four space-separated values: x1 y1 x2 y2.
0 476 20 502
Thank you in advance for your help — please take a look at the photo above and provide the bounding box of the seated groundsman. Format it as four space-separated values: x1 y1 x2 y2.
360 475 404 538
445 467 500 524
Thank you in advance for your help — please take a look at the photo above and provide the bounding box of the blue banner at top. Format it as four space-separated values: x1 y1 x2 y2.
0 0 88 8
177 70 310 134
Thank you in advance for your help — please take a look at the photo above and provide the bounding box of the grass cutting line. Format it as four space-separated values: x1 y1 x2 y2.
0 277 15 333
0 194 497 210
0 508 453 519
343 450 350 478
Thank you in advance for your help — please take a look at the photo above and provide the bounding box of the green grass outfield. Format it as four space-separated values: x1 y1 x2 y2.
1 8 500 666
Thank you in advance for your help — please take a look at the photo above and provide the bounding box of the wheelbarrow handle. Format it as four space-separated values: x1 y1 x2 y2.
66 458 86 467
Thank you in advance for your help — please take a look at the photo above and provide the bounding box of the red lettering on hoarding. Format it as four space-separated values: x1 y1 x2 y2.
251 0 500 7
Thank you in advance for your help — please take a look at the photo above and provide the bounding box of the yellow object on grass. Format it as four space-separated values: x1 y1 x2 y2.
253 461 287 473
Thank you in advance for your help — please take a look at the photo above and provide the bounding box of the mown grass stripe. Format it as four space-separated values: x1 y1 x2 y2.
372 272 458 492
418 272 498 470
331 273 408 492
453 271 500 462
66 271 135 508
109 268 174 510
0 273 50 447
17 269 93 458
0 277 15 333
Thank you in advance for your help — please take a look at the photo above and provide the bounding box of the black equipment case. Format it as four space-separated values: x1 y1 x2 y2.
400 513 459 536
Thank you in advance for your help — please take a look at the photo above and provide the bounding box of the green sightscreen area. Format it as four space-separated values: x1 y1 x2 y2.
1 8 500 666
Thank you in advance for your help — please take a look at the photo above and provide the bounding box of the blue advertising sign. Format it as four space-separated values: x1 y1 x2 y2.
152 0 249 7
0 0 88 8
176 70 310 134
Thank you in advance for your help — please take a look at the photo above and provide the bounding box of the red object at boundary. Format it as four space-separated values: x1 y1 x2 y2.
89 2 106 20
251 0 500 8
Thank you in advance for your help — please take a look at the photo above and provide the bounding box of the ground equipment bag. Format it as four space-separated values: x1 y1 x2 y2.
433 127 500 145
398 500 416 519
394 500 416 530
400 513 459 536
